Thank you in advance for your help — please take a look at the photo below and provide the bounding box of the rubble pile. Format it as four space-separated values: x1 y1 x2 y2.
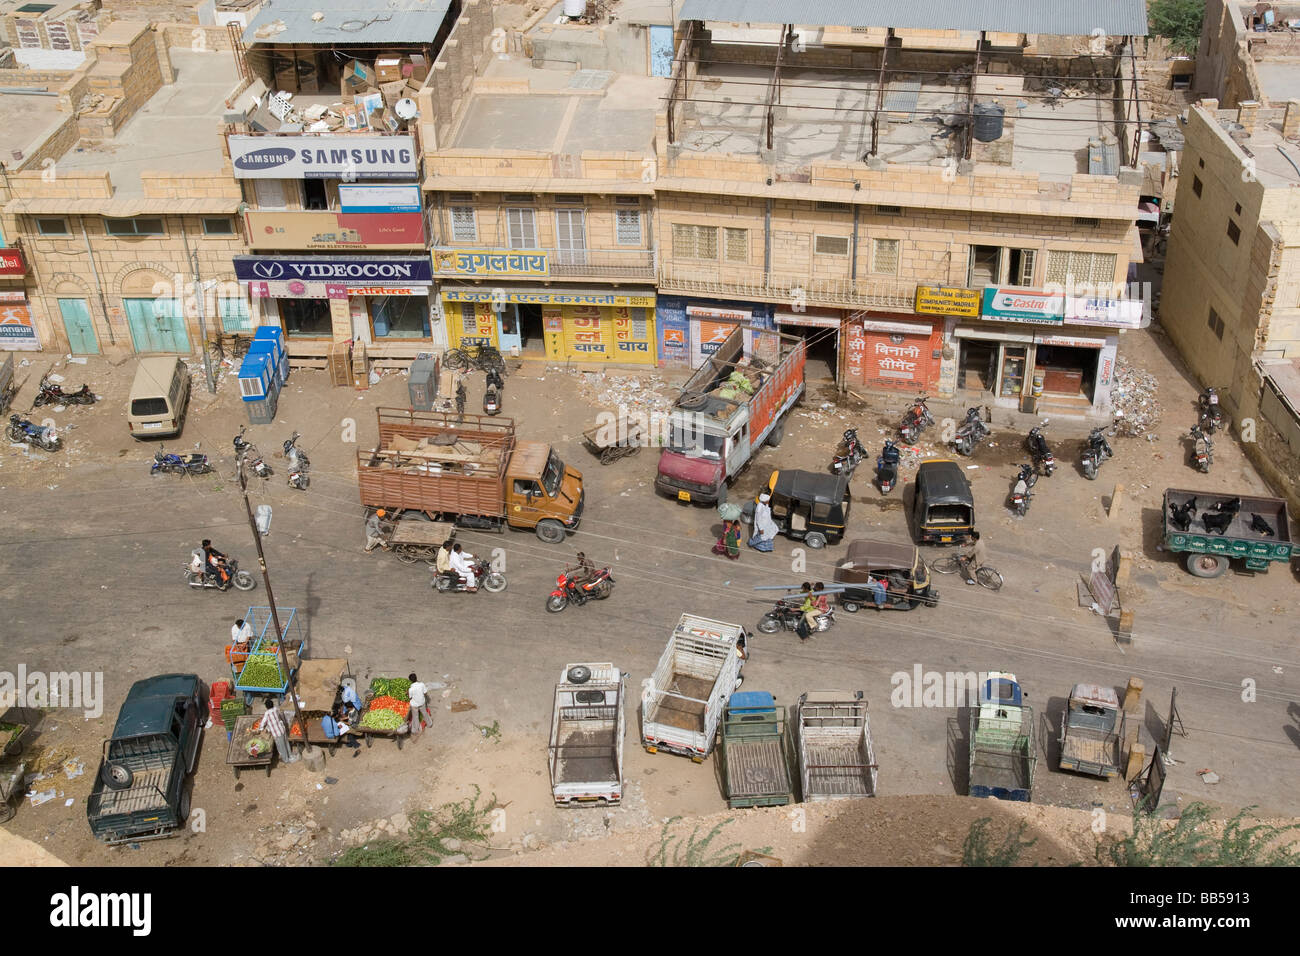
1110 360 1161 438
544 366 676 417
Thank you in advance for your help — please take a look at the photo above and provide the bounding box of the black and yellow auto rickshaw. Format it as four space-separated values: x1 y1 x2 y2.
910 458 975 545
834 539 938 611
745 469 851 549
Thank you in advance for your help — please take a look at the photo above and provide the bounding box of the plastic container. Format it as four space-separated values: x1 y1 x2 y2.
972 103 1005 142
238 352 274 400
246 382 280 424
256 503 272 535
408 356 439 410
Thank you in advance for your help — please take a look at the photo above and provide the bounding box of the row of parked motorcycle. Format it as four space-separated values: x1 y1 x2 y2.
4 374 100 452
148 426 311 490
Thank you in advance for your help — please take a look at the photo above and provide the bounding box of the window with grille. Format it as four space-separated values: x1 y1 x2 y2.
815 234 850 257
218 297 252 332
461 303 479 335
615 195 642 206
450 206 477 242
506 208 537 249
876 205 902 216
673 223 718 259
1044 250 1117 287
616 209 642 245
816 201 850 212
447 192 473 202
871 238 899 275
724 227 748 262
504 193 535 203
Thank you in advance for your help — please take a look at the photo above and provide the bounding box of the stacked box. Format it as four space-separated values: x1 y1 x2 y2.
221 697 246 733
408 356 439 410
247 341 287 389
246 383 280 425
252 326 285 364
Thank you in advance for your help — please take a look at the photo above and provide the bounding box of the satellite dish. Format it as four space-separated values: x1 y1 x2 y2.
394 98 418 120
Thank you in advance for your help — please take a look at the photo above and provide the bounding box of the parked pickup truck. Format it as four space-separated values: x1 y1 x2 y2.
656 325 805 505
1058 683 1123 778
968 672 1036 802
1162 488 1294 577
718 692 792 808
548 663 626 807
795 691 877 801
358 408 584 543
87 674 204 845
641 613 747 761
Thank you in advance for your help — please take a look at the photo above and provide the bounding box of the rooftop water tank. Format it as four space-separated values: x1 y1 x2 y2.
563 0 586 16
972 103 1005 143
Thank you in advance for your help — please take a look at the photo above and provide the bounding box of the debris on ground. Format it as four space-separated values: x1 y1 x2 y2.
1110 360 1161 437
545 366 676 416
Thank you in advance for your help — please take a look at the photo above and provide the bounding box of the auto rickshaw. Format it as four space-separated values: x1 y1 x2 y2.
743 469 850 549
834 539 938 611
910 458 975 545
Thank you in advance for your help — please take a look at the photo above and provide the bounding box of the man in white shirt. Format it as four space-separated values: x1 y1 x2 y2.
231 618 252 646
256 698 298 763
407 672 432 736
449 543 477 591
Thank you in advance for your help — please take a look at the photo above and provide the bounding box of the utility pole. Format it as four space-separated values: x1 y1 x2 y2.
237 454 304 756
181 219 217 395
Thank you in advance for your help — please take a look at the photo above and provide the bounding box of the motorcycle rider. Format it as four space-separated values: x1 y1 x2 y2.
201 539 230 588
435 538 454 582
449 542 477 591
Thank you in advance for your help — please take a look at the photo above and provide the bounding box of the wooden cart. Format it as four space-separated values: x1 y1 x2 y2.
582 418 645 465
388 518 456 565
348 696 411 750
226 714 275 778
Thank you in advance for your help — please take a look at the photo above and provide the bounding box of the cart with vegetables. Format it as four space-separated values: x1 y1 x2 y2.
0 721 30 823
388 519 456 565
582 416 645 465
286 658 351 754
350 677 413 749
231 606 307 705
226 714 275 778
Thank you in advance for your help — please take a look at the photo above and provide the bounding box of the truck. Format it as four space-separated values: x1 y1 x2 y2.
87 674 204 845
1162 487 1294 577
548 663 626 806
357 408 584 543
655 325 805 505
968 671 1036 802
640 613 747 761
718 691 793 808
795 691 878 801
1058 683 1124 778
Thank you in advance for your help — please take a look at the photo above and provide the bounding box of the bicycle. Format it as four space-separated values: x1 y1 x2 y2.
930 553 1003 591
209 332 251 366
443 344 505 375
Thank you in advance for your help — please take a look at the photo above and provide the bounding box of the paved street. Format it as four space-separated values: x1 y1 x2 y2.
2 330 1298 864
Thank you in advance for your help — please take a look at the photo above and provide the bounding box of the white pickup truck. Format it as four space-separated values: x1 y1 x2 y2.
641 614 747 762
548 663 626 806
795 691 878 801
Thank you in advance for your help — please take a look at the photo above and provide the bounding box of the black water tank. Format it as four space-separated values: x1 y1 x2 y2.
972 103 1005 143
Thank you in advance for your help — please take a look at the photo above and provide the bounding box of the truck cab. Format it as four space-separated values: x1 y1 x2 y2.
1058 683 1123 778
968 671 1036 802
505 441 584 542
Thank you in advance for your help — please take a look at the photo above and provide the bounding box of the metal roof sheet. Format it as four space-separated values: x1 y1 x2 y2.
242 0 453 45
677 0 1149 37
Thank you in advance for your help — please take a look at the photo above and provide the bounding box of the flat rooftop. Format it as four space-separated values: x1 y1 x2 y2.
1230 119 1300 185
0 91 67 167
1254 59 1300 103
55 48 240 197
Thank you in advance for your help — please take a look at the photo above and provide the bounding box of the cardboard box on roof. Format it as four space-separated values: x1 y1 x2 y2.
375 57 402 82
380 79 407 108
408 53 428 82
341 59 375 94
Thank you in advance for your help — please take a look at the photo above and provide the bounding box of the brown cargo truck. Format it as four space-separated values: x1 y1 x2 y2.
357 408 584 543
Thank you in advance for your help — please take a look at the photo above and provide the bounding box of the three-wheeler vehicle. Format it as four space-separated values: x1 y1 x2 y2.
743 468 851 549
833 539 938 611
911 458 975 546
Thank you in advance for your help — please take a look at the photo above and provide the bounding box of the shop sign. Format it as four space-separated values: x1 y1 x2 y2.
915 285 980 317
432 249 548 277
1063 295 1144 329
0 247 26 276
697 319 737 355
775 309 840 329
859 318 933 335
228 135 417 180
348 285 428 296
980 287 1064 325
0 292 39 350
248 280 333 299
338 184 421 214
235 255 432 285
441 289 654 307
245 211 424 250
1035 333 1107 349
687 304 751 323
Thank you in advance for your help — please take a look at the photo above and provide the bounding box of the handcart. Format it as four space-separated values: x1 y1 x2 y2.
388 518 456 565
349 693 411 750
582 417 645 465
287 658 351 755
226 714 274 779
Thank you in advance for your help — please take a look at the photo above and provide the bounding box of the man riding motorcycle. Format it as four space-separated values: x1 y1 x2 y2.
202 539 231 587
448 543 478 591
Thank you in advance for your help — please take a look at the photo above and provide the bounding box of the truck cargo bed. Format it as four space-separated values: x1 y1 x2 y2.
1062 736 1111 766
804 743 874 797
554 721 619 785
725 738 790 799
90 769 168 816
647 674 713 732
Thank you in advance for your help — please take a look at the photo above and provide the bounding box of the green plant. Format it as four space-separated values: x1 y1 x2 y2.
334 785 500 867
1097 803 1300 866
474 719 501 742
962 817 1038 866
1148 0 1205 55
333 839 413 867
649 816 748 867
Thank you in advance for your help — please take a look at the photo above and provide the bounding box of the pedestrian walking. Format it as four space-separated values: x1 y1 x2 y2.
256 698 298 764
231 617 252 646
724 520 741 559
364 509 390 552
407 673 433 736
748 492 778 552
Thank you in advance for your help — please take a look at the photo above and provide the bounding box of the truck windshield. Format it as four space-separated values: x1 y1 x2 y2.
542 452 564 496
668 421 725 459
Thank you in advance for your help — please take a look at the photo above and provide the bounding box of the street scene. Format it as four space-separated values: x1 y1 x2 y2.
0 0 1298 884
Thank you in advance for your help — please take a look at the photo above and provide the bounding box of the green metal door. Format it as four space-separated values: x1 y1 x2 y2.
57 298 99 354
124 297 191 354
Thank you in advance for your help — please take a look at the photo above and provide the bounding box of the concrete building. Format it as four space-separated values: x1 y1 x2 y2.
1159 100 1300 505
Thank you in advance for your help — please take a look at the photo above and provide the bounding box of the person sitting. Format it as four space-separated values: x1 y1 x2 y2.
798 582 820 639
435 539 454 584
202 539 230 587
449 543 477 591
812 581 831 616
863 573 888 608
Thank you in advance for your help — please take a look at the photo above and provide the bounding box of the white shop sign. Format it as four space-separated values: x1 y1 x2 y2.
687 305 752 322
1035 333 1107 349
228 134 417 180
859 318 933 335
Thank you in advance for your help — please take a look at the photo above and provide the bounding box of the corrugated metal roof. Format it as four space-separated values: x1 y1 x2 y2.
677 0 1148 37
242 0 453 45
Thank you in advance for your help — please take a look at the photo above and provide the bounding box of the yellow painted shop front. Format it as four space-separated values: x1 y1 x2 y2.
439 288 657 364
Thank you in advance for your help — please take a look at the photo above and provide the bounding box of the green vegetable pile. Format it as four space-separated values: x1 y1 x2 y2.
239 654 285 689
369 677 412 700
358 708 406 731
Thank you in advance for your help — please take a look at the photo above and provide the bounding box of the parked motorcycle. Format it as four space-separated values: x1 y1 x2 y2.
546 561 615 612
483 369 503 416
1189 424 1213 474
1026 421 1056 476
184 550 255 591
233 425 272 479
899 395 935 444
283 431 310 490
876 439 901 494
33 377 95 407
1010 463 1037 517
151 446 212 476
757 599 835 636
433 555 506 593
1198 386 1224 434
950 406 990 457
6 414 61 451
1080 426 1113 480
830 428 866 476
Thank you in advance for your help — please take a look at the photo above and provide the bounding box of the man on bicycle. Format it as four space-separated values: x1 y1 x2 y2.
957 531 988 586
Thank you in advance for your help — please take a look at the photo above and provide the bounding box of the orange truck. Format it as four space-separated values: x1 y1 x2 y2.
357 408 584 543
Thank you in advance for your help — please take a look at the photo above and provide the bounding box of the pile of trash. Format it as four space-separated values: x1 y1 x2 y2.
544 366 677 417
1110 359 1161 437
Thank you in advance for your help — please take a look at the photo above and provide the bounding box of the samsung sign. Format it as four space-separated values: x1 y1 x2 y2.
234 255 433 284
228 135 417 180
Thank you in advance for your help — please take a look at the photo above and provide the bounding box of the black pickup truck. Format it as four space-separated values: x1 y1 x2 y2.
87 674 205 845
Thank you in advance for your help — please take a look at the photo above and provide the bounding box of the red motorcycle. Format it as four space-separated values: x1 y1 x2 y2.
546 560 614 612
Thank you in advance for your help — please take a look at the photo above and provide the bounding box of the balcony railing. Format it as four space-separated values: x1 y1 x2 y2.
658 262 917 310
432 246 657 282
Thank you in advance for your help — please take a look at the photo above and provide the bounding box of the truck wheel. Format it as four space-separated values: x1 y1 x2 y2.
766 420 785 447
179 786 192 827
803 532 827 549
535 520 566 544
840 600 861 613
567 666 592 684
1186 553 1229 578
757 614 781 634
102 762 133 791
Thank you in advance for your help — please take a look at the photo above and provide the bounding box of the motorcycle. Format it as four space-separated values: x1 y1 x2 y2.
830 428 866 476
1198 386 1224 434
33 377 95 407
433 555 506 594
1010 463 1037 517
950 407 990 457
184 550 255 591
151 446 212 476
546 563 615 612
1080 426 1113 480
757 599 835 637
875 439 901 494
6 414 61 451
233 425 272 479
1189 424 1213 474
1026 421 1056 476
483 369 503 416
283 431 309 490
899 395 934 444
